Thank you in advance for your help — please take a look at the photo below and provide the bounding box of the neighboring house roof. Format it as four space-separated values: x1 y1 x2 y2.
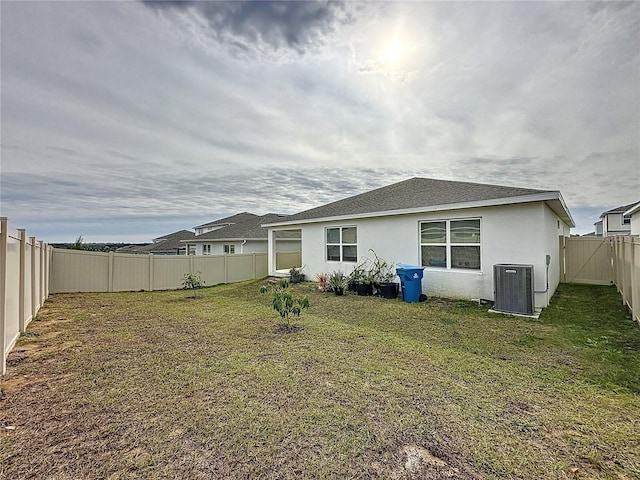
623 202 640 217
190 213 300 242
125 230 195 253
263 177 574 227
600 202 638 218
193 212 259 230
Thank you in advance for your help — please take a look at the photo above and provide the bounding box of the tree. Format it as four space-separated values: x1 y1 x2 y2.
73 236 84 250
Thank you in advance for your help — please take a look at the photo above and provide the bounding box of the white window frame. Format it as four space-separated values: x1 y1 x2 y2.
202 244 211 255
224 244 235 254
420 218 481 271
325 226 357 263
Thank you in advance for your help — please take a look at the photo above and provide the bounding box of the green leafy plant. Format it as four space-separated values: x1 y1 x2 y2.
327 271 348 292
181 272 204 298
260 280 309 328
369 249 395 284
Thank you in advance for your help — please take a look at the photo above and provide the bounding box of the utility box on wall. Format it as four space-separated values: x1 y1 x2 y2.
493 264 534 315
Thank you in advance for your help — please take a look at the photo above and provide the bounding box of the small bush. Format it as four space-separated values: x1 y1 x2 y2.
181 272 204 298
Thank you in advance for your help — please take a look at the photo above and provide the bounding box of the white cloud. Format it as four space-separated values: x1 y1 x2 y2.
1 1 638 241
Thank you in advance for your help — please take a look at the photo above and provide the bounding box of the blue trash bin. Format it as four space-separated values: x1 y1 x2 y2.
396 263 425 303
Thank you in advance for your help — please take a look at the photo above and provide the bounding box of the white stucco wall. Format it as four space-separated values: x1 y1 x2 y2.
630 211 640 236
195 239 301 255
285 201 569 309
603 213 631 236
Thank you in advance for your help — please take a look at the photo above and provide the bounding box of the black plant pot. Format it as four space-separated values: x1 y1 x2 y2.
378 283 399 299
347 281 357 292
334 287 344 296
356 282 373 296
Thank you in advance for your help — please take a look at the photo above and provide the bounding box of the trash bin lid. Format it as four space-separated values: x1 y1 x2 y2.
396 263 425 271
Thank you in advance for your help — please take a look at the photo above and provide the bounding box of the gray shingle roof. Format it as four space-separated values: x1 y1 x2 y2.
192 213 300 241
600 202 638 218
133 230 195 253
268 177 557 224
193 212 258 230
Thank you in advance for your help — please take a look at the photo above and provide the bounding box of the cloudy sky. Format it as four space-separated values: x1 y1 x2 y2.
1 1 638 242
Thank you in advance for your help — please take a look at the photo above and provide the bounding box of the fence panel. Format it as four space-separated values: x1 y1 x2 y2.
255 253 268 278
24 240 33 326
1 218 51 375
152 256 192 290
192 256 226 286
276 251 301 270
562 235 639 325
113 254 151 292
50 249 109 293
562 237 612 285
4 227 21 363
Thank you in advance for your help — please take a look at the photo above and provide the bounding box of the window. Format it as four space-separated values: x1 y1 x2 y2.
224 244 235 254
623 215 631 225
420 219 480 270
326 226 357 262
202 244 211 255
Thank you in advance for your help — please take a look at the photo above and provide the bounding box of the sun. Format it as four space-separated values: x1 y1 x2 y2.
381 40 404 66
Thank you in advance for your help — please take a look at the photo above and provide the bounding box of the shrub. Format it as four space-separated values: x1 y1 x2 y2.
181 272 204 298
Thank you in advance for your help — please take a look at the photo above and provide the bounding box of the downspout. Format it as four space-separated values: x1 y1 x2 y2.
241 239 247 254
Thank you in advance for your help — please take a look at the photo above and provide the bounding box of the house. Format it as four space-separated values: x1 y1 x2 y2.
263 177 575 310
117 230 196 255
624 202 640 236
188 213 301 256
193 212 259 236
595 202 637 237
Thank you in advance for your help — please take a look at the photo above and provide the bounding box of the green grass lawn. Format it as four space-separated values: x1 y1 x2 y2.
1 281 638 479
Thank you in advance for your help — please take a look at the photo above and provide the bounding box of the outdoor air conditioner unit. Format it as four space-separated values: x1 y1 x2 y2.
493 264 534 315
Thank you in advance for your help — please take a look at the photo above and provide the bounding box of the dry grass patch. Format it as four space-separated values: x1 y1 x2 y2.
1 282 639 479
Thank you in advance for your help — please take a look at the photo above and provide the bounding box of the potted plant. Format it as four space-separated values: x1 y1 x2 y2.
348 262 366 292
327 271 348 296
368 249 398 299
289 266 305 284
376 268 398 299
356 272 374 296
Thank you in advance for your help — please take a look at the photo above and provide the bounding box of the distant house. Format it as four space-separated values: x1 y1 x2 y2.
595 202 637 237
117 230 195 255
193 212 259 236
264 177 574 310
188 213 300 256
624 202 640 236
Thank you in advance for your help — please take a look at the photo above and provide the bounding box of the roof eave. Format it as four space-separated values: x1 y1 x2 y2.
263 191 575 228
624 202 640 216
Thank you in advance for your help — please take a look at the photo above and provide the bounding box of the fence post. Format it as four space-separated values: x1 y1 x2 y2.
224 254 229 283
108 251 114 293
559 236 565 283
38 240 44 307
632 238 639 326
18 229 26 332
252 253 257 279
30 237 36 320
0 218 8 375
149 254 154 292
44 245 50 300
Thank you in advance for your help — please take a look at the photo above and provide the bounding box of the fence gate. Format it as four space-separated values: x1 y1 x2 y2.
560 236 613 285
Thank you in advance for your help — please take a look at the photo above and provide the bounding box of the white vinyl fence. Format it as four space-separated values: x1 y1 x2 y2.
1 218 52 374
